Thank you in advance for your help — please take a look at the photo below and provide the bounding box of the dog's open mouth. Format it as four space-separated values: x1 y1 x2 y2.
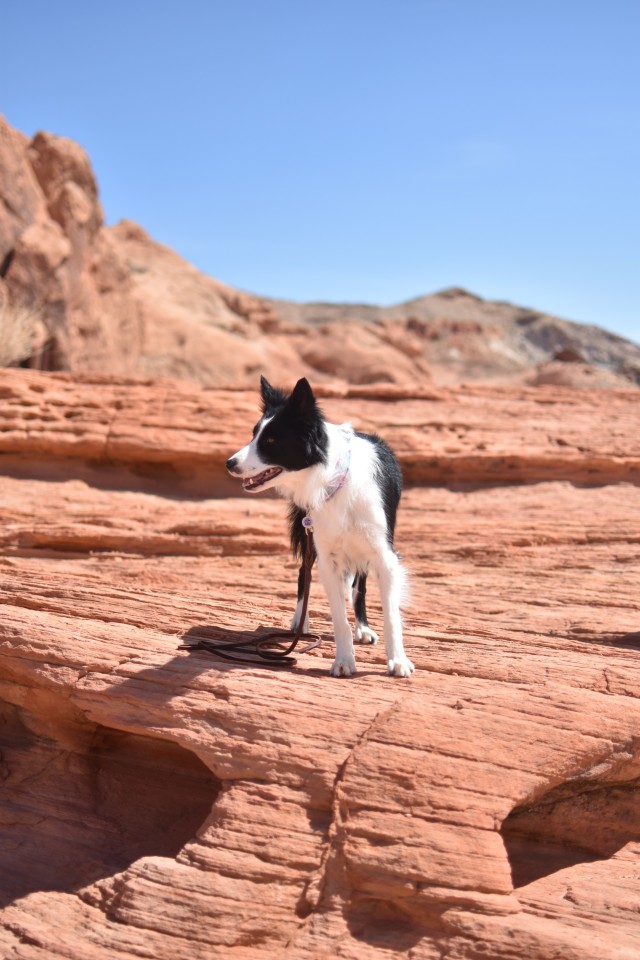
242 467 283 490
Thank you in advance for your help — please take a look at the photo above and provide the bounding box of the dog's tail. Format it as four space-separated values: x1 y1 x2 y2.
395 553 413 612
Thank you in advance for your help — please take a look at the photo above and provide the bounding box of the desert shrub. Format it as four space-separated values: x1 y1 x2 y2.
0 296 36 367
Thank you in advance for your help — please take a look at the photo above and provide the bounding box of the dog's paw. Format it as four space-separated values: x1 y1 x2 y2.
387 656 415 678
330 655 357 677
355 624 378 645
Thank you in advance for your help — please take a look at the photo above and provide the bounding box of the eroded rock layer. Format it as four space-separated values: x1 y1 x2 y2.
0 369 639 958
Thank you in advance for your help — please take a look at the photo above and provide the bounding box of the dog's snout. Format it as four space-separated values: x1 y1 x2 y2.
226 456 240 474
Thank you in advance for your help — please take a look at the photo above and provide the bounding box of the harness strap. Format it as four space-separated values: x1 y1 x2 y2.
304 430 351 533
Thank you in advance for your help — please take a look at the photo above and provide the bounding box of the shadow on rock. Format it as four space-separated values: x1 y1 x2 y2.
0 697 220 908
561 629 640 651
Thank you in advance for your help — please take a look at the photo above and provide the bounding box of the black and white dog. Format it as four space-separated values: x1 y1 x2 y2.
226 377 414 678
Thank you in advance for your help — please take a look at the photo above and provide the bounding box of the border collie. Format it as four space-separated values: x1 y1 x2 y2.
226 377 414 678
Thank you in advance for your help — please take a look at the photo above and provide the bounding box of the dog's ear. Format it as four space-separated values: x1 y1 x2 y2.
288 377 316 418
260 376 285 411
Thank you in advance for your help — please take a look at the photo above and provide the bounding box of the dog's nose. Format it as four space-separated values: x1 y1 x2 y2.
226 456 239 474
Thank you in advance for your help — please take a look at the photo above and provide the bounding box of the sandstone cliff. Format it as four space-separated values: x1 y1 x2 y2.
1 114 639 390
1 368 639 958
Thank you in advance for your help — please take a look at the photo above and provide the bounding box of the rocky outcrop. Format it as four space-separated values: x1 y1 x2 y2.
2 115 639 389
1 370 638 496
1 369 640 958
269 287 640 388
0 116 304 385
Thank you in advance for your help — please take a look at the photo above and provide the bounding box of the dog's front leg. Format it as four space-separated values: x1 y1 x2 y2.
317 559 356 676
376 549 415 678
291 562 310 633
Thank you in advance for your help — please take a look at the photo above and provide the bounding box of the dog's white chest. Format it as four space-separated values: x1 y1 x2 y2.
311 503 381 576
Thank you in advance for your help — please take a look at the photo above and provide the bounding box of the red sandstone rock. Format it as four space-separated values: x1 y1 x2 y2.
523 358 635 389
0 369 639 958
1 370 638 496
0 118 47 259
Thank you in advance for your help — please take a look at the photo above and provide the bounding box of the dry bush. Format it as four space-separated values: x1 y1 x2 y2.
0 296 36 367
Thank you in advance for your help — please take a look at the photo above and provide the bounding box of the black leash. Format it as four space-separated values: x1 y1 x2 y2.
180 529 320 668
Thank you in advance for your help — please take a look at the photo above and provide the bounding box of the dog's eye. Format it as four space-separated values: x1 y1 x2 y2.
264 436 275 445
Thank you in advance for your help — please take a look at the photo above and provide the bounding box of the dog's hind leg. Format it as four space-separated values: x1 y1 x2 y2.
290 562 310 633
352 573 378 644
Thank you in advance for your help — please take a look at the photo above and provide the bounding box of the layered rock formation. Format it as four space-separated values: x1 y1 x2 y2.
0 116 308 386
1 368 639 958
1 114 639 389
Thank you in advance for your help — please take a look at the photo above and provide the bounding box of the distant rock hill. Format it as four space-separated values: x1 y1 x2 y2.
1 115 638 389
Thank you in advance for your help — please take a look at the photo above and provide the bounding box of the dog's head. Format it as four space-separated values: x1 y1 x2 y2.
226 376 328 492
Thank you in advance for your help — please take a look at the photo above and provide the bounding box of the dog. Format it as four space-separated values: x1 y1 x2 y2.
226 376 414 678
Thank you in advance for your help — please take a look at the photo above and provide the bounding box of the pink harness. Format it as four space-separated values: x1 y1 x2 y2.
302 435 351 533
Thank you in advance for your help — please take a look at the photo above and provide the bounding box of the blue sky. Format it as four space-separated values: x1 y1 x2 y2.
2 0 639 343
